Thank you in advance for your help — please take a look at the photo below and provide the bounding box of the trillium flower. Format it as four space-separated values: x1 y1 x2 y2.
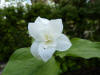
28 16 72 62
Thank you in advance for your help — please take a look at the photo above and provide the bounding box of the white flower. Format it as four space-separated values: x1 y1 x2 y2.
86 0 90 3
28 16 72 62
47 0 55 7
3 16 6 19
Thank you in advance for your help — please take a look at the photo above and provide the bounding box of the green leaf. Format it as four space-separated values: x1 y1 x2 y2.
2 48 60 75
56 38 100 59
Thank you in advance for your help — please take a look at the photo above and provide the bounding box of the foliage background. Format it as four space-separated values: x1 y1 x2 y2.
0 0 100 74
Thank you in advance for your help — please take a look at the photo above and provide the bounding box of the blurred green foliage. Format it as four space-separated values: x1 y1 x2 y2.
56 56 100 75
0 0 100 62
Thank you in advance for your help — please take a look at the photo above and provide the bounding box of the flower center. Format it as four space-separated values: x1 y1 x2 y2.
44 34 53 45
45 40 52 45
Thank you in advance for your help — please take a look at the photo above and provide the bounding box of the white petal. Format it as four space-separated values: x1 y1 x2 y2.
50 19 63 33
28 23 45 41
31 41 40 59
35 16 49 24
56 34 72 51
35 17 50 30
38 44 56 62
28 23 38 37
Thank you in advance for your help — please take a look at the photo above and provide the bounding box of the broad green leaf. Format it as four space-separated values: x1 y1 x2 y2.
2 48 60 75
56 38 100 59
